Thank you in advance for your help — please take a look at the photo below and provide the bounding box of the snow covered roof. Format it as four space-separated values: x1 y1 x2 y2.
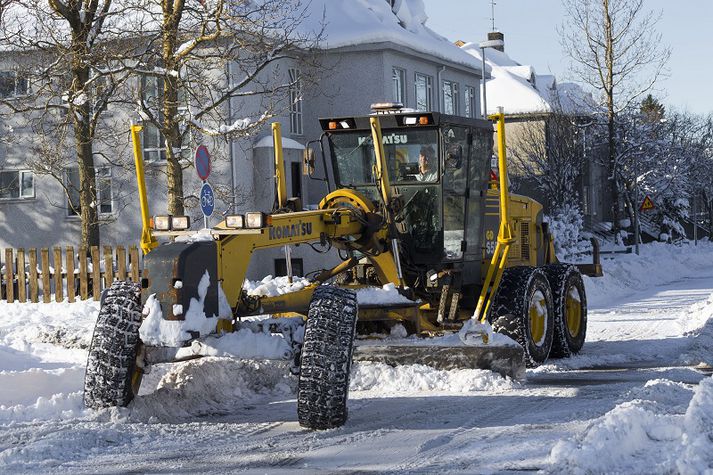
302 0 482 73
460 41 593 116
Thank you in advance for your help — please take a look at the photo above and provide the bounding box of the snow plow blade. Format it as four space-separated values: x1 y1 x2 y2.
353 342 526 380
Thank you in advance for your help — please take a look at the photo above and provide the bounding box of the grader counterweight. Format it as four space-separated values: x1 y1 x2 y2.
83 106 598 430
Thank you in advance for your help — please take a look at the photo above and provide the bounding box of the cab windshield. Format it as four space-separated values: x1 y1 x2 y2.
328 128 439 187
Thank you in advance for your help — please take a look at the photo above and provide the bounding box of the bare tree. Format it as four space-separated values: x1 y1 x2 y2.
509 111 585 212
560 0 670 239
130 0 322 216
0 0 137 247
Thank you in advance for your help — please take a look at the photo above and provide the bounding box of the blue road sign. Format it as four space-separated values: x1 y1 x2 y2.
200 182 214 217
195 145 211 180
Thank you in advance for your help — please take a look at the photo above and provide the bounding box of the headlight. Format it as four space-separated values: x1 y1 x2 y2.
245 212 266 229
153 215 171 231
225 215 245 229
171 216 190 230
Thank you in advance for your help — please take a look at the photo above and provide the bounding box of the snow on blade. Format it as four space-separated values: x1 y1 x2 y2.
187 328 292 360
350 362 516 394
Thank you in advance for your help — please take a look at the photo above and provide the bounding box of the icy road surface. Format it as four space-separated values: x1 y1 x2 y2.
1 243 713 473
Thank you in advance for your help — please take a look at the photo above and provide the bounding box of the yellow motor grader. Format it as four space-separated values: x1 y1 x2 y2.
83 105 599 430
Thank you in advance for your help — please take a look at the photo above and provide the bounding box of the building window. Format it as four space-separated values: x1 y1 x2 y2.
392 67 406 105
0 71 28 98
290 162 302 200
464 85 477 118
289 68 303 135
415 73 433 111
140 75 189 162
65 167 113 216
275 257 304 277
0 170 34 200
442 80 459 115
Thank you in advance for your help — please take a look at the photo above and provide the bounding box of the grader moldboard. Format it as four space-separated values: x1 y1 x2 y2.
84 104 601 430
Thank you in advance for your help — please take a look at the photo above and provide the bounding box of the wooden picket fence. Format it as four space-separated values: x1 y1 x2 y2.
0 246 142 303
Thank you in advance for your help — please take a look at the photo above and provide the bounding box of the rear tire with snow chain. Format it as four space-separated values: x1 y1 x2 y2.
488 267 554 367
543 265 587 358
298 286 358 430
84 280 144 409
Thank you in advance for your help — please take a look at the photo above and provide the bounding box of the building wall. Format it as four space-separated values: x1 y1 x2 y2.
0 40 484 281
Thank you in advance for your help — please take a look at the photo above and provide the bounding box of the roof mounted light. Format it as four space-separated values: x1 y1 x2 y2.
371 102 404 114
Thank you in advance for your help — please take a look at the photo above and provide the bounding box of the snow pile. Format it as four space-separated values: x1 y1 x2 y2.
548 376 713 474
678 376 713 474
350 362 516 394
243 275 311 297
129 357 294 422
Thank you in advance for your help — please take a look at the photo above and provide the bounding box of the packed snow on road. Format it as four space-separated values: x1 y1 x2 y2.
1 242 713 473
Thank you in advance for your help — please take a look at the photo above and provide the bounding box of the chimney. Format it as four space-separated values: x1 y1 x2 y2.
487 31 504 52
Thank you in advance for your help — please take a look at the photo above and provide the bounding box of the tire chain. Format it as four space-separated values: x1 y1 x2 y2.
297 286 358 430
84 280 143 409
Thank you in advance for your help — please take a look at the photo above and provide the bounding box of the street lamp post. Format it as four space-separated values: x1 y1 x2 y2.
478 39 504 117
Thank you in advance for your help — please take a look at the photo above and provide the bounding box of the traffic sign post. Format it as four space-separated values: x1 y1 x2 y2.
200 182 215 229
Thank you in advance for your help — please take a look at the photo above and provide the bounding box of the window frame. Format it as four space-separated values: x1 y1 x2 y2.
392 67 406 105
414 72 433 112
464 85 477 118
0 169 34 201
0 70 29 99
140 75 190 163
442 80 459 115
64 166 113 218
288 68 303 136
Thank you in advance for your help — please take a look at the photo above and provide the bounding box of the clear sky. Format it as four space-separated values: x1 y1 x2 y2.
422 0 713 115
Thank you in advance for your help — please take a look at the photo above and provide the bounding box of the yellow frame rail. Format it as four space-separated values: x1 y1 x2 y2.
474 112 515 322
130 124 158 255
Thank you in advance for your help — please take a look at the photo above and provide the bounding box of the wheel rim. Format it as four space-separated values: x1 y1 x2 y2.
565 285 582 338
528 289 548 346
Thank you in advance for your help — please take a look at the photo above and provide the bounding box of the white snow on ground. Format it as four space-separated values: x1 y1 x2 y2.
0 242 712 472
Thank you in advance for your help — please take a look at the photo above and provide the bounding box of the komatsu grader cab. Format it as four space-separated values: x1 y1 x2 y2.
83 104 600 430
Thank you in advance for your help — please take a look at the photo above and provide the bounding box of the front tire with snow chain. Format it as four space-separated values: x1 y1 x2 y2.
84 280 144 409
543 265 587 358
488 267 554 367
298 286 358 430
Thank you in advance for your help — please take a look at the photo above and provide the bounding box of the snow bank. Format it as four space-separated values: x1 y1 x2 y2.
584 241 713 307
351 362 516 394
548 375 713 474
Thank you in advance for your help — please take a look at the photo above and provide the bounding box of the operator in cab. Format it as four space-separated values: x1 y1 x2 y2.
416 145 437 182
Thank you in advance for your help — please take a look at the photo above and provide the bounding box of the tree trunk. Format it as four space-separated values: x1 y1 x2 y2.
603 0 620 240
163 6 184 216
71 34 99 247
